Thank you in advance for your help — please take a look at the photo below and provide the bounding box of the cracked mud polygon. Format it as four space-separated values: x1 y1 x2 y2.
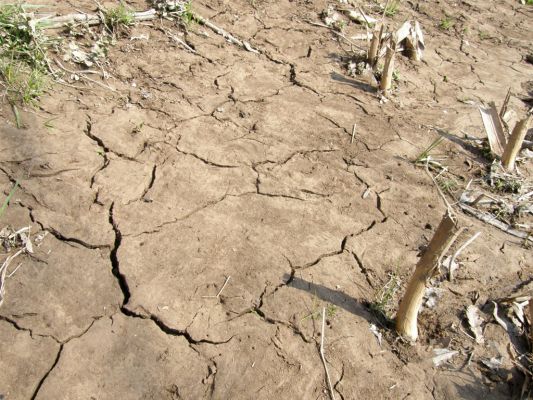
1 0 532 399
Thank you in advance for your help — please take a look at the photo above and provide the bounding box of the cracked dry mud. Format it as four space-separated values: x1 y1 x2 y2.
1 0 533 399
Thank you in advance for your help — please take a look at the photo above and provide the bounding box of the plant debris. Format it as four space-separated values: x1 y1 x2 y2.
433 348 458 367
466 305 484 344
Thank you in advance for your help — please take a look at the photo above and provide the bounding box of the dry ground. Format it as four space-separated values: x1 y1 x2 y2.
1 0 533 399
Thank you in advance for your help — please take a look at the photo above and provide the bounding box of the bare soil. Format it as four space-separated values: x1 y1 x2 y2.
1 0 533 399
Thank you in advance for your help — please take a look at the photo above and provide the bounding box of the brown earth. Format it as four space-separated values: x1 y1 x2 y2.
1 0 533 399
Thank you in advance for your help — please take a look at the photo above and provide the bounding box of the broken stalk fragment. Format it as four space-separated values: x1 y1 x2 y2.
501 114 532 171
396 212 459 341
368 23 383 68
379 35 396 94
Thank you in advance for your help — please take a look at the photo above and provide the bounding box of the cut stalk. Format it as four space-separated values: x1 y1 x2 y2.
396 212 459 341
501 115 532 171
368 23 383 68
379 35 396 94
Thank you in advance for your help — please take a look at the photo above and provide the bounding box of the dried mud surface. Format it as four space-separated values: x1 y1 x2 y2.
1 0 532 399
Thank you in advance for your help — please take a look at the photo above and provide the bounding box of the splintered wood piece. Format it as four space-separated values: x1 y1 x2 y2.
479 102 508 157
396 212 459 341
501 114 532 171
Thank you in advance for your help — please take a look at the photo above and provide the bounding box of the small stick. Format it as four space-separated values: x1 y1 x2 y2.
458 203 529 239
320 307 336 400
470 193 485 207
193 13 259 53
501 115 532 171
448 231 481 281
304 20 365 50
425 164 453 215
499 87 511 120
0 249 25 307
351 124 356 144
54 59 116 92
381 0 391 21
202 276 231 299
7 263 23 278
379 35 396 94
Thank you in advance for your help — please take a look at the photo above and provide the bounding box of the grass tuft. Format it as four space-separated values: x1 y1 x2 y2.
0 3 51 105
102 2 135 32
369 271 400 325
384 0 401 17
0 181 19 219
439 16 454 30
414 137 444 164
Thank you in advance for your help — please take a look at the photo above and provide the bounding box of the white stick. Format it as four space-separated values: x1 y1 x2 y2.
351 124 356 144
448 231 481 281
202 276 231 299
320 307 336 400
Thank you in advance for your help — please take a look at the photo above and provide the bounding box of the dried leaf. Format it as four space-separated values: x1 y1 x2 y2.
492 301 509 333
466 305 484 344
433 348 458 367
479 103 507 157
481 357 502 370
369 323 382 347
396 21 425 60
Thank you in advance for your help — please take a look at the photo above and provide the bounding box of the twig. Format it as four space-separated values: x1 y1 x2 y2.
304 20 365 51
193 13 259 53
0 249 25 307
7 263 23 278
320 307 336 400
448 231 481 281
54 59 116 92
425 163 454 215
160 27 197 53
351 124 356 144
202 276 231 299
458 203 529 239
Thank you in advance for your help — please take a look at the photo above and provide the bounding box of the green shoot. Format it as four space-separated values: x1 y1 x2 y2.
439 16 454 30
384 0 401 17
414 137 444 164
369 272 400 324
0 181 19 219
180 1 196 25
102 2 135 32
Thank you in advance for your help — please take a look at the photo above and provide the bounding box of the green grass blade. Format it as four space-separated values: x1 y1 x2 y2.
0 180 19 219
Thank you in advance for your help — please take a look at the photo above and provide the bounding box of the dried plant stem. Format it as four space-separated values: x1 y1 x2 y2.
320 307 336 400
39 9 157 29
448 231 481 281
501 115 532 171
396 212 459 341
368 23 383 67
379 36 396 93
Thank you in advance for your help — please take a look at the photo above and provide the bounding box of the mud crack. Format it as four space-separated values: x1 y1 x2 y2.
30 344 63 400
